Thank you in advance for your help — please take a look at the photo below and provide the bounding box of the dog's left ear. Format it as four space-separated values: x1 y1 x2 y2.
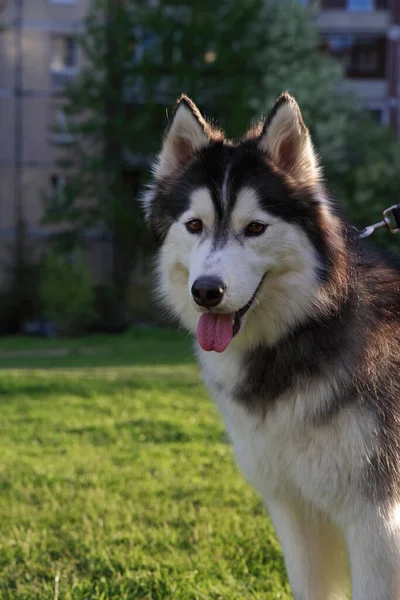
153 95 211 179
259 93 320 183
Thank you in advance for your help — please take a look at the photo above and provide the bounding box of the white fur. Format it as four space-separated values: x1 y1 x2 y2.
198 344 400 600
265 496 350 600
153 99 400 596
157 185 323 347
140 184 157 223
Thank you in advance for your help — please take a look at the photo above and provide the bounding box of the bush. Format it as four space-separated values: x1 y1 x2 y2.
0 224 42 335
0 267 42 335
327 116 400 254
91 282 129 333
39 249 97 336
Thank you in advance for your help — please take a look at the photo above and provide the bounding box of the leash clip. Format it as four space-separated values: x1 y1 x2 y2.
358 204 400 239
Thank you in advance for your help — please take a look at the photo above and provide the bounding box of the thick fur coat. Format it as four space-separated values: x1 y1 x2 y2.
143 92 400 600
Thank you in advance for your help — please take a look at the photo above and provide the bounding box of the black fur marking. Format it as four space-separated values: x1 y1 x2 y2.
226 140 332 278
261 92 292 136
356 250 400 506
235 288 365 414
233 245 400 508
148 139 332 279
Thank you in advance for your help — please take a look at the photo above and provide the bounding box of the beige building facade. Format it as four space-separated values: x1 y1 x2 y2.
314 0 400 132
0 0 89 276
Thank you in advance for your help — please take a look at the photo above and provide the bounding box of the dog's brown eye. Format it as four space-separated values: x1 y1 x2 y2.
186 219 203 234
244 222 267 237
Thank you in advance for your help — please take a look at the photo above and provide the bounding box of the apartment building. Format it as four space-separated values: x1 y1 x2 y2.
0 0 89 277
312 0 400 132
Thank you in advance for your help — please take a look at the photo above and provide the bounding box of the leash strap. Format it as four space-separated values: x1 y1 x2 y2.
358 204 400 239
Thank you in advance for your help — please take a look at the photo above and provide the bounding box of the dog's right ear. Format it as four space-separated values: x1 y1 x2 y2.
153 95 211 180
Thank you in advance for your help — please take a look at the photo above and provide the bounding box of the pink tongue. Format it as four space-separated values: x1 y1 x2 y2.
197 313 234 353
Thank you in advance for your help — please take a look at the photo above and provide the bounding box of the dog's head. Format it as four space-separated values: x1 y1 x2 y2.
143 93 342 352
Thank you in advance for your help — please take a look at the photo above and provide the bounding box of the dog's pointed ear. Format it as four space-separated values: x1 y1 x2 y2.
259 93 320 183
153 95 210 179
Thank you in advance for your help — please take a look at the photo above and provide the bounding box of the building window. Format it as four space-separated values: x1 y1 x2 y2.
48 174 67 212
51 36 77 70
50 174 65 193
49 106 75 144
50 35 78 88
368 108 383 123
321 33 387 78
321 0 389 7
348 0 373 10
321 0 346 8
131 29 161 64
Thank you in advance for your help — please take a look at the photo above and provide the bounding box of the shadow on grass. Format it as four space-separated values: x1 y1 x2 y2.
0 372 203 402
66 419 213 445
0 328 195 371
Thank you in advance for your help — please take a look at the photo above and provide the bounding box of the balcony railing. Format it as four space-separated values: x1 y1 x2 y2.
321 0 389 9
50 66 79 90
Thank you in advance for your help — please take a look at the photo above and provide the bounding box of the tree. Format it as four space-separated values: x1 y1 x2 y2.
250 1 400 248
44 0 147 300
45 0 284 301
44 0 400 307
330 116 400 251
126 0 276 145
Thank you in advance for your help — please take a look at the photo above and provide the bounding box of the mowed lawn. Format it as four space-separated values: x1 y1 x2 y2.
0 329 290 599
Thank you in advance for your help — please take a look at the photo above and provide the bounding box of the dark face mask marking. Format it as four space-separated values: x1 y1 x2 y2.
148 139 332 280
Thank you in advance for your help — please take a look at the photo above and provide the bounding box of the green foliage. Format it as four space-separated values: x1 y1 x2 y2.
39 250 97 335
92 281 128 332
0 221 42 335
128 0 271 143
251 1 351 168
44 0 144 298
331 116 400 250
44 0 400 293
0 329 290 599
249 2 400 248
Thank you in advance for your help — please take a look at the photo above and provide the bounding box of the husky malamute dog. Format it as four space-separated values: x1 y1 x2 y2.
143 92 400 599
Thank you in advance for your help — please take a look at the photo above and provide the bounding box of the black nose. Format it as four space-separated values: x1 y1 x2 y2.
191 276 226 308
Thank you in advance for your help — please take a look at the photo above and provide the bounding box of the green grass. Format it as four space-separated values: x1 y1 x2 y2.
0 328 290 599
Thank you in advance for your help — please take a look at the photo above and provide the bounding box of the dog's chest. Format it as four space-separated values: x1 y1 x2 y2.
198 346 372 514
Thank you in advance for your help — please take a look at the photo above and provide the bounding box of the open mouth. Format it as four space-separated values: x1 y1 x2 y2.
196 273 266 353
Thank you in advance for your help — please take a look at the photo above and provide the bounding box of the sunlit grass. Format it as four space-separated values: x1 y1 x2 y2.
0 329 290 599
